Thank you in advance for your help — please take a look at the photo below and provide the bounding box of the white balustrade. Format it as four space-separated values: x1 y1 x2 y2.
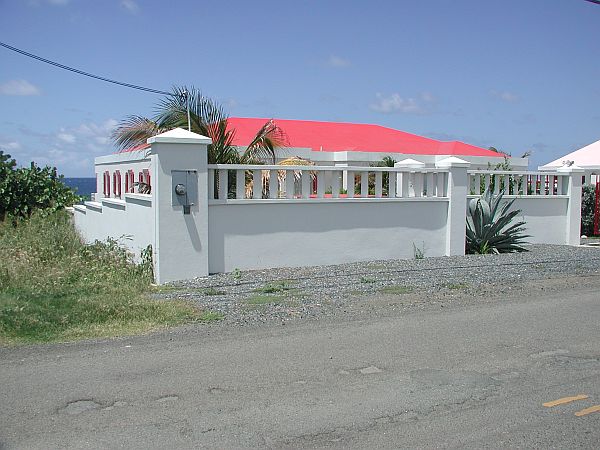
468 170 568 197
207 164 450 202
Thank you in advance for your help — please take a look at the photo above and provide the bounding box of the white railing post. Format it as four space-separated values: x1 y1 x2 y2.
269 170 278 199
436 157 470 256
148 128 212 283
395 159 425 198
558 165 584 245
335 163 349 191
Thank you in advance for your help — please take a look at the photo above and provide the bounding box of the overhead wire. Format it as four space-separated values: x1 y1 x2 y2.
0 41 193 130
0 41 173 96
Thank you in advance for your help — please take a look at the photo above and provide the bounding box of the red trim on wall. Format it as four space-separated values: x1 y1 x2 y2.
113 170 122 198
594 180 600 236
104 171 110 197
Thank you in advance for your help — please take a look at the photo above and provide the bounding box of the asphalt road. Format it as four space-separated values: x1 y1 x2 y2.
1 277 600 449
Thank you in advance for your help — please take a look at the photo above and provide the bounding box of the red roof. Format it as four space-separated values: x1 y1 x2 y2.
227 117 503 157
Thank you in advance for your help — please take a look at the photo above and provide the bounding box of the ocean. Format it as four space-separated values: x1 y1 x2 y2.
63 177 96 199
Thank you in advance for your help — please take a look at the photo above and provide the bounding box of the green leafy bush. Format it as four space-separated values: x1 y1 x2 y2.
0 150 80 223
466 187 529 254
581 184 596 236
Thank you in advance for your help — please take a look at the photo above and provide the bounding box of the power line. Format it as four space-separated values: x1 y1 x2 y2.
0 41 172 96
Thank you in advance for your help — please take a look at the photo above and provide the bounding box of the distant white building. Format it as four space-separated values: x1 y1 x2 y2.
539 139 600 184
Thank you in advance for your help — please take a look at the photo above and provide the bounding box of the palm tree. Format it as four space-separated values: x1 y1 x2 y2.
112 86 287 164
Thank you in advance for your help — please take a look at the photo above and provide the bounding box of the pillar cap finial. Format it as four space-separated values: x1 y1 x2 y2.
148 128 212 145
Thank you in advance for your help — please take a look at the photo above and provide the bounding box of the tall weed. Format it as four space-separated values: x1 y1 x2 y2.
0 211 198 344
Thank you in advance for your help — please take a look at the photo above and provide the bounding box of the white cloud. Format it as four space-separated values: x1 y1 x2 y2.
8 118 119 176
0 140 21 151
57 131 76 144
369 92 434 114
67 119 118 153
27 0 70 5
490 90 519 103
0 80 41 96
120 0 140 14
420 91 435 103
326 55 351 68
222 98 238 109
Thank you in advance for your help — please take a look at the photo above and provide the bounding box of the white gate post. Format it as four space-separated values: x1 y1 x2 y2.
148 128 212 284
436 157 470 256
558 165 584 245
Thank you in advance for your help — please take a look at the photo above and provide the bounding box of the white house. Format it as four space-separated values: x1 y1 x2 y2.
228 117 529 170
539 139 600 185
75 128 581 284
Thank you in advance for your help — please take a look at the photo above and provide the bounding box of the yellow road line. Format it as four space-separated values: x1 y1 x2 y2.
543 395 589 407
575 405 600 417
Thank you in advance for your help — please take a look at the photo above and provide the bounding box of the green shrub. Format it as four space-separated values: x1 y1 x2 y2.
581 184 596 236
0 150 80 223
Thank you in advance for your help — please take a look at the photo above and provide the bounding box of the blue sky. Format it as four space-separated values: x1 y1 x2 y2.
0 0 599 176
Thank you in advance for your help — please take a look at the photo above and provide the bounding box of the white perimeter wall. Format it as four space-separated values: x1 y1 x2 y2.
512 197 568 244
73 195 154 261
208 200 449 273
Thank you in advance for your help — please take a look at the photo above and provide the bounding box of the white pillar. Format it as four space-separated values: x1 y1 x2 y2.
335 162 349 191
148 128 212 284
436 157 470 256
558 165 584 245
395 159 425 197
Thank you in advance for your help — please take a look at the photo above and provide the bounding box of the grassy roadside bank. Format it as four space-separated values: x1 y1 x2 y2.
0 212 209 345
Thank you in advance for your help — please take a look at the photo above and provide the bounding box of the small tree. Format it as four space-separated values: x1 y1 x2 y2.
0 150 17 222
0 150 80 223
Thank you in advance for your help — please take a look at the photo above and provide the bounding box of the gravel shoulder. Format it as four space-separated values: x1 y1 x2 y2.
154 244 600 327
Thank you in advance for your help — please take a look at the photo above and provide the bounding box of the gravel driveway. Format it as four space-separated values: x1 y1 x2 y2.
154 244 600 326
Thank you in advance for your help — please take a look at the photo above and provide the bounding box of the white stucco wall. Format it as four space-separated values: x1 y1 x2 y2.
73 194 153 261
515 197 569 244
468 196 570 245
150 138 210 283
95 150 151 198
208 199 449 273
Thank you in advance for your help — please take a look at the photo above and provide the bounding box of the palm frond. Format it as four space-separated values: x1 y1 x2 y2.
242 119 288 164
115 85 288 166
155 86 228 137
111 116 163 151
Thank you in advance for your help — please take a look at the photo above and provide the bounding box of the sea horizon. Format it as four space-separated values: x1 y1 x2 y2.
63 177 96 198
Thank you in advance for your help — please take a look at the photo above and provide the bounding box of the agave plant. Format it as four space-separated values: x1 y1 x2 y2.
466 187 530 254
